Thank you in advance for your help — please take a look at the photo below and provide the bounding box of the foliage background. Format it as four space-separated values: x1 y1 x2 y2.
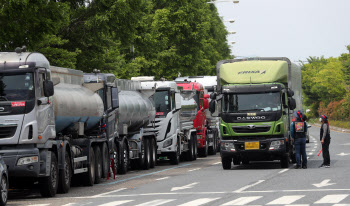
0 0 231 80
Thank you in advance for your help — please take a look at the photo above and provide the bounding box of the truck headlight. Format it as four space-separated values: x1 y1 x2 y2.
17 156 38 165
163 138 173 148
269 140 284 150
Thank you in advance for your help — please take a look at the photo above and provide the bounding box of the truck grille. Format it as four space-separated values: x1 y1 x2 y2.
232 125 271 133
0 125 17 138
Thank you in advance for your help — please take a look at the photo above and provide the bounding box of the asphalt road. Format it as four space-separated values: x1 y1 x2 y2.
8 126 350 206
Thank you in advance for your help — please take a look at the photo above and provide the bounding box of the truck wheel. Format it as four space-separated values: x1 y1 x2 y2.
58 152 71 194
233 156 241 165
40 152 58 197
112 142 118 175
101 142 109 178
281 155 290 168
242 158 250 165
143 138 151 170
209 135 217 155
199 138 209 157
170 139 180 165
150 138 156 168
118 141 129 174
222 156 232 170
94 146 102 184
186 135 194 161
83 147 95 186
192 134 197 161
0 175 8 206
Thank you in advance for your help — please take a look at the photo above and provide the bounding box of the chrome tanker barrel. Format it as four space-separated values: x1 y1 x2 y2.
51 66 104 133
116 79 156 135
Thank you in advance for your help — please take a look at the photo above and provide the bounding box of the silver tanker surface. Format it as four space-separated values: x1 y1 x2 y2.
51 66 104 133
117 90 156 135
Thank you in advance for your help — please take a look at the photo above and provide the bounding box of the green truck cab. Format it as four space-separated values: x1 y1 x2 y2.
209 57 302 169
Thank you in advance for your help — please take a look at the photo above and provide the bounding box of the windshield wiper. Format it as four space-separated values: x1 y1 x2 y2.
0 96 9 101
237 109 264 112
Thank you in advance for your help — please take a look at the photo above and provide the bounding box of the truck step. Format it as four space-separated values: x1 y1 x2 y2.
74 168 88 174
74 156 87 163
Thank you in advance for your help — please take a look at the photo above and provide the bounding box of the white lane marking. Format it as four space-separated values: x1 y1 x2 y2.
212 162 222 165
156 177 169 181
333 204 350 206
267 195 304 205
98 200 134 206
188 168 201 172
134 199 176 206
222 196 262 205
92 188 127 197
278 169 289 174
62 204 78 206
308 152 313 155
171 182 199 191
234 180 265 193
311 149 316 152
313 179 336 188
315 194 349 204
178 198 220 206
29 205 50 206
307 157 310 159
337 152 350 156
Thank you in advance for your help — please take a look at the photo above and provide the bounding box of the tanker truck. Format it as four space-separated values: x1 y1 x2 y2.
175 80 211 157
131 77 197 165
0 48 118 197
209 57 302 169
112 79 156 174
175 76 220 153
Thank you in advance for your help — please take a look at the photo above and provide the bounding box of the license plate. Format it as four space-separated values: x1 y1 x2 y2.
245 142 259 150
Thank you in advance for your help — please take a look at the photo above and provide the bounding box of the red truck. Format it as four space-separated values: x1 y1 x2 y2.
176 80 214 157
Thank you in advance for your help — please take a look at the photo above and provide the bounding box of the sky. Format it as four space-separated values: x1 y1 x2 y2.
215 0 350 63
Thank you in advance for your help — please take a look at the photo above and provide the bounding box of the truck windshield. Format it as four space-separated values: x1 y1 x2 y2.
222 92 281 113
0 73 35 101
154 90 170 113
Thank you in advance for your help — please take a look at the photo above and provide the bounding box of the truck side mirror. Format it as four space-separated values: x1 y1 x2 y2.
203 98 209 109
210 93 217 100
288 97 296 110
209 100 216 113
111 87 119 109
203 94 209 99
43 80 54 97
175 93 181 110
287 89 294 97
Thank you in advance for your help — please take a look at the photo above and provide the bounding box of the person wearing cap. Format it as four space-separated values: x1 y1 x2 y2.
319 114 331 168
290 110 308 169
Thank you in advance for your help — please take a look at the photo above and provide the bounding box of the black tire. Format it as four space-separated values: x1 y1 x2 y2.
209 134 217 155
101 142 109 178
281 155 289 168
186 135 194 161
40 152 59 197
83 147 95 186
0 175 8 206
222 156 232 170
193 134 197 161
170 139 180 165
233 156 241 165
112 142 118 175
94 146 102 184
58 152 71 194
242 159 250 165
143 138 151 170
150 138 156 168
118 141 129 174
199 137 209 157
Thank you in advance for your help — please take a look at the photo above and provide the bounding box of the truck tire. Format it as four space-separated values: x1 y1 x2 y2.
94 146 102 184
83 147 95 186
170 139 180 165
242 158 250 165
101 142 109 178
40 152 59 197
118 141 129 174
112 142 118 175
280 155 290 168
233 156 241 165
150 138 156 168
192 134 197 161
143 138 151 170
222 156 232 170
199 138 209 157
58 152 71 194
209 134 217 155
186 135 194 161
0 175 8 206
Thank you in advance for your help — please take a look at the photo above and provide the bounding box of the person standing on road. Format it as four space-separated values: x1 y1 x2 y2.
319 114 331 168
291 110 308 169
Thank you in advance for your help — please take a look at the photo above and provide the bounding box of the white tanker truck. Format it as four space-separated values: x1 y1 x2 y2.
0 48 157 197
131 77 198 164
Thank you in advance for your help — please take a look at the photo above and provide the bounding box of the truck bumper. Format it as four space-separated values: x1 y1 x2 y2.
220 138 287 161
1 147 40 177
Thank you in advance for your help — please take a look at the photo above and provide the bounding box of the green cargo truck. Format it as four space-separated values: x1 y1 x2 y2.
209 57 302 169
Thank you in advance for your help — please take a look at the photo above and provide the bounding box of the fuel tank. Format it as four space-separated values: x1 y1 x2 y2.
117 90 156 134
53 83 104 133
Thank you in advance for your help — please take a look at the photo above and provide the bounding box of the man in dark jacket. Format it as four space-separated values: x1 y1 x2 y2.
291 110 308 169
319 114 331 168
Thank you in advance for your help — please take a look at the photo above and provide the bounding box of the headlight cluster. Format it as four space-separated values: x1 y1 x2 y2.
269 140 284 151
17 156 38 166
163 138 173 148
222 142 235 151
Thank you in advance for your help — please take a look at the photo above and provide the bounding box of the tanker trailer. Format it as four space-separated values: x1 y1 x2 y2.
0 48 119 198
114 79 157 174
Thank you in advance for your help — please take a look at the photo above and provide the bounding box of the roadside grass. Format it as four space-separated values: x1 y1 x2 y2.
308 118 350 129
